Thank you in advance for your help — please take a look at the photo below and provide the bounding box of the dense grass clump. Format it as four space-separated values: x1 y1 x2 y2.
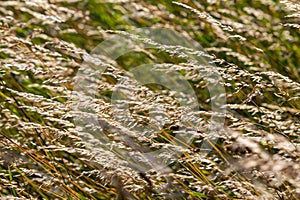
0 0 299 199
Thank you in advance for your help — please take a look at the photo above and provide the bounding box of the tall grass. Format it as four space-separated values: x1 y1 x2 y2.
0 0 299 199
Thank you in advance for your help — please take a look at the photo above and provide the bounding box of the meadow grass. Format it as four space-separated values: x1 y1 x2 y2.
0 0 299 199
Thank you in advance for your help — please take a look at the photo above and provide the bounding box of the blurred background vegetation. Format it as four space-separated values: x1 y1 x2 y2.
0 0 299 199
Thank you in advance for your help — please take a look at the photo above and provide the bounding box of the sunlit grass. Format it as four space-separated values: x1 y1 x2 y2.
0 0 299 199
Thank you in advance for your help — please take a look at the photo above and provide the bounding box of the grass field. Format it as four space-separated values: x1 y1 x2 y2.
0 0 300 199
